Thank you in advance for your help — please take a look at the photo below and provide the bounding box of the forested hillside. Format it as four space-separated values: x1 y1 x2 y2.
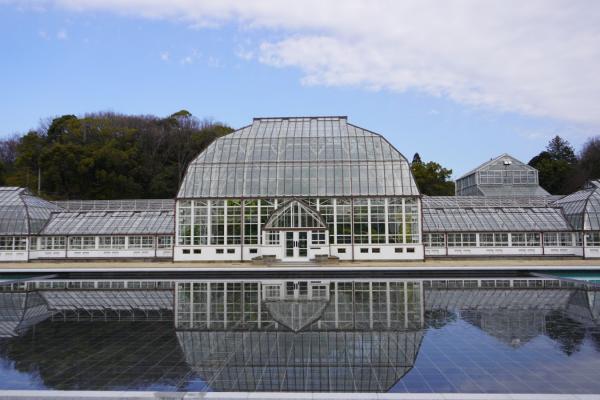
0 110 232 199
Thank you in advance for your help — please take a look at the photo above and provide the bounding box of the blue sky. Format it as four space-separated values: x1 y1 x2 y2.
1 1 598 177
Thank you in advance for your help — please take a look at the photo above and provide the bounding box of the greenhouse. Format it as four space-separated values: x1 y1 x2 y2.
552 180 600 258
422 196 582 257
29 200 174 260
0 187 61 261
175 116 423 261
0 116 599 262
455 153 550 197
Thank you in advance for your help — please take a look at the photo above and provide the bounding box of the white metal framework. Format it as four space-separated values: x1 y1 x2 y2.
1 118 600 262
174 116 423 262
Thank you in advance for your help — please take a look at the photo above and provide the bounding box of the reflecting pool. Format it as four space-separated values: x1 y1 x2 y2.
0 276 599 393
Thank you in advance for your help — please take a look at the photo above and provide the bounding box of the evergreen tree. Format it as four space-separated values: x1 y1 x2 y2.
412 152 422 164
529 136 578 194
546 135 577 164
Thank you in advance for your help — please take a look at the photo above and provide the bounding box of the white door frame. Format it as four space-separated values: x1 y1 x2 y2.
282 231 310 261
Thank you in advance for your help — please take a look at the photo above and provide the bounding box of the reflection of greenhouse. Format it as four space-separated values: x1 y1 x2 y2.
178 330 423 392
424 282 600 347
175 279 425 392
0 291 52 337
175 280 423 331
0 277 600 391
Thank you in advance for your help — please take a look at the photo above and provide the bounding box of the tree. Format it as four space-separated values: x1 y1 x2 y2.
412 152 422 164
546 135 577 164
1 111 233 199
411 158 455 195
529 136 578 194
579 136 600 182
0 159 5 185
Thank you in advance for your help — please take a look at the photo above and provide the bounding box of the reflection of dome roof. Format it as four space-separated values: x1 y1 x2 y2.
177 330 424 392
0 292 52 337
566 289 600 327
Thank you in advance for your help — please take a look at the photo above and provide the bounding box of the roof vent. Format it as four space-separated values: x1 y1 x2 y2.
503 159 512 166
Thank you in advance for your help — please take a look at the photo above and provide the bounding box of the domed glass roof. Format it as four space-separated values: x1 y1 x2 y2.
177 116 418 198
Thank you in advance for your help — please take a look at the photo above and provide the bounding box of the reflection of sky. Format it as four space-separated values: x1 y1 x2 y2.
0 354 45 390
391 319 600 393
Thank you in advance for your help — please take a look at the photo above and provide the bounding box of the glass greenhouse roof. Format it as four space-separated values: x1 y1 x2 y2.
0 187 62 235
553 180 600 230
458 153 538 180
40 210 174 236
423 206 571 232
477 186 550 197
53 199 174 212
177 116 418 198
422 196 558 208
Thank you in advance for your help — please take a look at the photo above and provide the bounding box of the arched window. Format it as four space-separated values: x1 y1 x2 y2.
263 200 327 230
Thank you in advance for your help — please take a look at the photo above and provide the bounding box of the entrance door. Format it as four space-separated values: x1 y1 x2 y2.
283 231 309 260
286 281 308 298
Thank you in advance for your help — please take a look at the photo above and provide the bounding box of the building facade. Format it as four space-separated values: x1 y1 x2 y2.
1 116 599 262
174 116 423 261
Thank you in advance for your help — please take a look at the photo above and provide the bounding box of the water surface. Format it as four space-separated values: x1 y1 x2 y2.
0 277 599 394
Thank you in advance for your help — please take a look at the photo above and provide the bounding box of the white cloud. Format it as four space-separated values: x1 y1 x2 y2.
160 51 170 62
56 28 67 40
23 0 600 126
235 47 254 61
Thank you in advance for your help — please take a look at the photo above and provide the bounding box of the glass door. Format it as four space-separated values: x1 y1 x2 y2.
285 232 294 258
298 232 308 257
285 281 309 298
282 231 310 260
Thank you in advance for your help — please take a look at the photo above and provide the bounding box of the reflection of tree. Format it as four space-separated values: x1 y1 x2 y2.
590 332 600 353
425 309 457 329
545 311 586 356
0 320 190 390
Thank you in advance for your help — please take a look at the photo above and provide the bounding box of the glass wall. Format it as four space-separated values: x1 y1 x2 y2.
176 197 421 247
587 232 600 246
33 235 174 250
0 236 27 251
425 232 577 248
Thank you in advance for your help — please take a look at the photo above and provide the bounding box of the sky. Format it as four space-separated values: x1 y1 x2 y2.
1 1 599 177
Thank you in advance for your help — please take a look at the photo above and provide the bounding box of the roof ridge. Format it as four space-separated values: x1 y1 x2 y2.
253 116 347 121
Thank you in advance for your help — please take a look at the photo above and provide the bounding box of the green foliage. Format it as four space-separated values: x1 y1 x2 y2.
0 160 5 185
411 157 455 195
546 135 577 164
529 153 575 195
412 152 422 164
1 111 232 199
579 136 600 182
529 135 579 194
